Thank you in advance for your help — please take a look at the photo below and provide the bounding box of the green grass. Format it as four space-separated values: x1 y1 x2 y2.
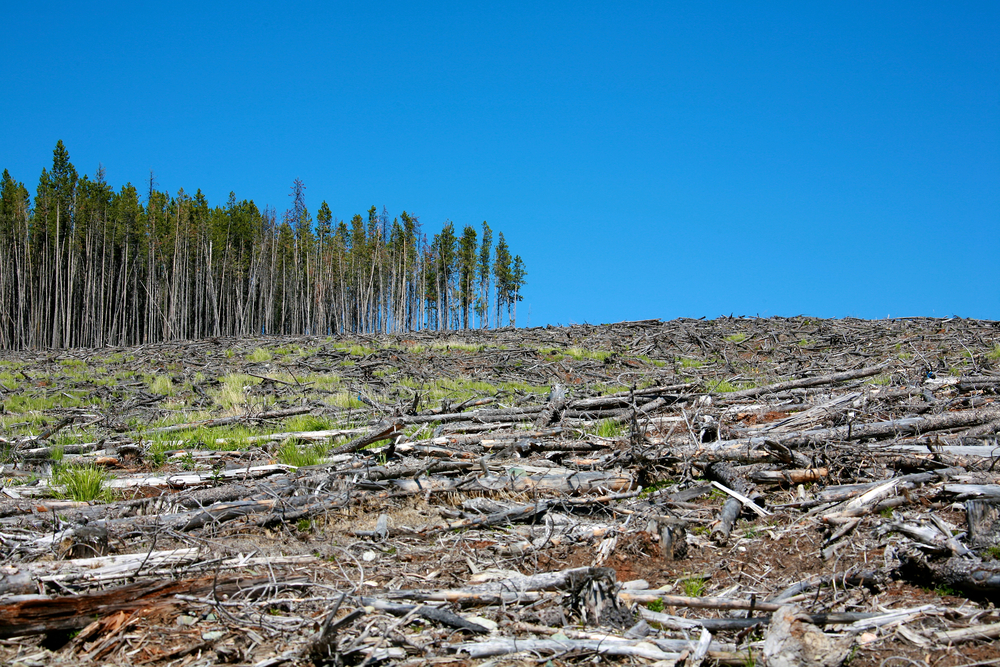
429 341 481 352
324 391 365 409
724 333 747 343
681 575 707 597
247 347 273 362
332 342 377 356
285 414 337 432
53 464 110 502
399 377 501 402
591 418 626 438
866 374 892 386
211 374 261 411
988 345 1000 361
4 390 95 413
276 439 327 467
678 357 704 368
645 599 664 613
565 346 613 361
146 374 175 396
704 379 754 393
146 424 256 451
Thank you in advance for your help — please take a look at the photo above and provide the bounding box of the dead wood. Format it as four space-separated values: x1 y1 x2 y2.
2 317 999 666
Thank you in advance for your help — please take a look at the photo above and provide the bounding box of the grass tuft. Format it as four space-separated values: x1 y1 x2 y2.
248 347 273 362
53 464 109 502
276 440 327 467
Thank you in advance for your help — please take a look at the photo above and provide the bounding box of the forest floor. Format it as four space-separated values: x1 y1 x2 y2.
0 317 999 666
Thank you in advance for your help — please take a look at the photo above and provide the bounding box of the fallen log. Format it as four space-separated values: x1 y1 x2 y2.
0 575 260 638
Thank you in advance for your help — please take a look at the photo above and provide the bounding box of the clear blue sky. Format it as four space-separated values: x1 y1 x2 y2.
2 1 997 324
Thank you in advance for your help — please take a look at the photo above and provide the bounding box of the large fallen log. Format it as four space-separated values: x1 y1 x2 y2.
0 575 260 638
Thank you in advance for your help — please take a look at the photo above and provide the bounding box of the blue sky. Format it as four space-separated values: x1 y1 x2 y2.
2 1 997 324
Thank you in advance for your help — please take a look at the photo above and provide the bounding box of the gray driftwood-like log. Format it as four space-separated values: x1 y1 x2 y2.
966 498 1000 549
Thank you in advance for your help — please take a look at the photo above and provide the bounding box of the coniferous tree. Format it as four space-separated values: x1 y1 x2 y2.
0 142 528 348
458 225 477 330
477 221 492 329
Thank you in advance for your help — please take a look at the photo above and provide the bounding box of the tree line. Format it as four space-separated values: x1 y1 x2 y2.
0 141 527 349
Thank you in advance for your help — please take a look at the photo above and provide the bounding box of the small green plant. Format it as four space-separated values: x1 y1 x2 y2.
983 545 1000 560
705 379 739 393
285 414 335 432
678 357 704 368
592 418 626 439
724 333 747 343
277 440 326 467
247 347 273 362
53 464 109 502
147 374 175 396
296 518 313 533
645 599 664 613
739 519 760 540
681 575 707 597
988 344 1000 361
638 479 676 498
933 584 959 597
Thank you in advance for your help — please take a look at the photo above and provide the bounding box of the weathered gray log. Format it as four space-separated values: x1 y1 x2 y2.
360 597 489 633
708 461 761 545
706 406 1000 454
142 405 314 434
717 365 887 400
533 384 567 428
966 498 1000 549
763 605 855 667
331 419 404 454
452 638 681 661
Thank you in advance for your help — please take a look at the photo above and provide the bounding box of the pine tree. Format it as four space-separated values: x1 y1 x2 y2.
477 221 492 329
492 232 512 327
458 225 478 329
